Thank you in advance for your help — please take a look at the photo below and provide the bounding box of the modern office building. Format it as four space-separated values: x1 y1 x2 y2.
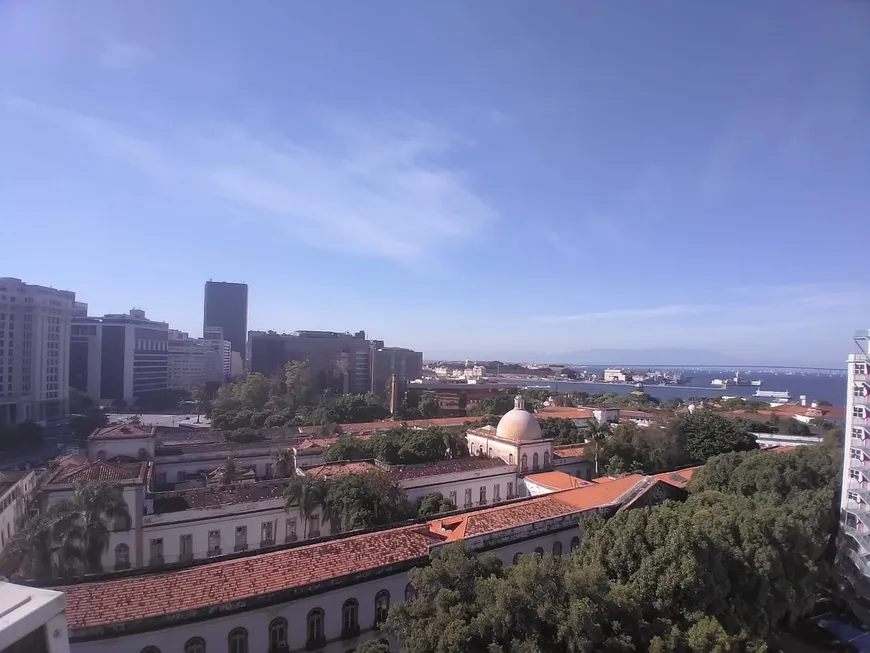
167 330 206 392
838 329 870 623
200 326 232 384
203 281 248 368
371 346 424 398
0 278 75 427
69 307 102 405
99 310 169 405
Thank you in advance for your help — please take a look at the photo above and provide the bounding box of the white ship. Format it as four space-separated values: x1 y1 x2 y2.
754 390 791 401
711 371 761 387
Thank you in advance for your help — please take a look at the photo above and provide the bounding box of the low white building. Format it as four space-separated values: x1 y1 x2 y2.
167 331 206 392
0 470 38 552
0 582 70 653
200 327 232 383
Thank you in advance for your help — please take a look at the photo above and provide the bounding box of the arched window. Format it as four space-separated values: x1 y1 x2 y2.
543 451 550 467
570 536 580 552
138 448 147 461
553 541 563 556
513 552 523 564
532 453 539 470
508 453 514 464
520 454 528 472
534 547 544 556
141 647 161 653
228 627 247 653
307 609 325 648
342 599 359 637
269 618 287 649
184 638 206 653
114 543 130 569
375 589 390 624
404 582 416 602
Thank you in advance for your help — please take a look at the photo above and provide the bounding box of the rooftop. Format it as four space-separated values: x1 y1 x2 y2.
60 525 443 631
536 407 595 420
152 481 287 513
552 445 587 459
387 457 511 481
44 456 151 485
652 466 701 489
524 471 596 491
303 461 381 480
0 471 28 494
89 423 153 440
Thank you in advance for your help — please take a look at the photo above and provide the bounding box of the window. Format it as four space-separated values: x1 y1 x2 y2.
405 583 417 601
553 541 563 556
261 521 274 544
509 453 514 464
855 385 868 398
856 362 868 375
570 536 580 552
180 534 193 560
235 526 247 551
228 628 247 653
855 406 867 419
286 517 298 542
513 552 523 564
150 538 164 565
532 453 539 471
115 543 130 569
543 451 550 467
265 463 273 477
479 485 487 505
309 513 320 538
464 488 472 508
307 608 325 648
375 590 390 624
521 454 528 472
852 448 863 461
507 482 514 498
342 599 359 637
184 637 206 653
208 530 221 555
269 618 287 648
493 484 500 502
448 490 457 506
534 547 544 556
138 448 147 461
177 471 186 483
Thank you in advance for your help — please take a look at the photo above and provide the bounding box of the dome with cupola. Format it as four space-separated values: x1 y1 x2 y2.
495 396 542 442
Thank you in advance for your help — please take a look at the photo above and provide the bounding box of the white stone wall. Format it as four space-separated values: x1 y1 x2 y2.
402 468 518 507
0 471 37 551
87 435 154 461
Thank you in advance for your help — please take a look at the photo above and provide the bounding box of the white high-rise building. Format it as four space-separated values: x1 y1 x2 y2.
168 330 206 392
838 329 870 622
99 309 169 406
200 326 232 384
0 278 75 427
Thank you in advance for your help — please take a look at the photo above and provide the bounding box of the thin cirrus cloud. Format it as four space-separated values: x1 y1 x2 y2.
6 97 496 264
535 304 713 323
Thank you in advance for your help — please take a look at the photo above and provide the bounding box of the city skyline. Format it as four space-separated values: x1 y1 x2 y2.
1 1 868 366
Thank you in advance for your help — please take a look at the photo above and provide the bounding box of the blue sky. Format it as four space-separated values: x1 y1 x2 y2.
1 0 868 366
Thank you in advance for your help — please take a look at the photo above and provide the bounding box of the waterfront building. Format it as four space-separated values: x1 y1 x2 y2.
203 281 248 369
0 278 76 427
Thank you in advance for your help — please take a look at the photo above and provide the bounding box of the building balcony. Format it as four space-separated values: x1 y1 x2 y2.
850 484 870 506
844 525 870 554
850 508 870 531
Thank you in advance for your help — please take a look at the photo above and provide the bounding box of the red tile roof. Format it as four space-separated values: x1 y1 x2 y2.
89 423 153 440
524 471 595 491
552 445 587 459
45 456 150 485
388 457 510 481
60 525 443 630
152 482 287 513
652 466 701 489
335 416 478 434
303 461 381 480
537 408 595 420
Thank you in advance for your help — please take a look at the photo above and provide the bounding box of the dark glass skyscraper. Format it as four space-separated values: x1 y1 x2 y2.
203 281 248 366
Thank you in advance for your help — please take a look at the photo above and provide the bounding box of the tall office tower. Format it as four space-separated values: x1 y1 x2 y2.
69 304 103 404
0 278 75 427
167 330 206 392
370 346 424 397
100 309 169 405
203 281 248 368
838 330 870 623
200 326 232 383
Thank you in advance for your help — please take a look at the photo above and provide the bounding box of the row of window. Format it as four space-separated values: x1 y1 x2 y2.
137 592 394 653
512 537 580 563
445 482 514 509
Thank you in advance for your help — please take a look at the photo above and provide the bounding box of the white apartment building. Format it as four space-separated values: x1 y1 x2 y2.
838 329 870 623
0 278 75 427
0 582 70 653
200 326 232 383
167 330 206 392
0 470 38 551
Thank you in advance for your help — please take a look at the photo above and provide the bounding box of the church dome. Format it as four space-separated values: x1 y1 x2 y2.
495 396 542 442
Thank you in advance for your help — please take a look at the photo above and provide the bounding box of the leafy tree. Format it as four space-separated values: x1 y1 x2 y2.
323 471 409 531
417 491 456 517
781 417 811 436
538 417 583 445
469 396 517 417
357 640 392 653
599 421 691 475
0 420 44 453
235 373 272 410
272 448 295 478
70 410 108 444
672 410 757 462
417 390 439 419
191 385 212 422
3 503 77 581
323 435 375 462
223 427 264 443
62 481 131 574
285 475 328 538
319 393 390 424
284 360 312 408
217 457 241 485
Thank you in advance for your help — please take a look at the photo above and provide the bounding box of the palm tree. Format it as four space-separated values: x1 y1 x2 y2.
584 418 611 477
285 476 328 538
191 385 210 423
218 457 240 486
272 449 295 479
4 503 77 581
63 481 131 575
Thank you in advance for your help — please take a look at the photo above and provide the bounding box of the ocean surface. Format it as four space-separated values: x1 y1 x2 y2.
523 371 848 405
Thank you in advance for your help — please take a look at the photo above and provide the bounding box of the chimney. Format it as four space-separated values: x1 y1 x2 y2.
389 374 399 417
799 395 807 407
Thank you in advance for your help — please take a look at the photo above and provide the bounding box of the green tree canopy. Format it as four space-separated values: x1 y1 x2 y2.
672 410 758 462
417 491 457 518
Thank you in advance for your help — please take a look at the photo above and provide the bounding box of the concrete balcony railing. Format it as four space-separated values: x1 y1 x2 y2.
844 525 870 553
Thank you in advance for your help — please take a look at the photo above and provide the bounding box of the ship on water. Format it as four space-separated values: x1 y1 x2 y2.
754 389 791 402
711 371 762 388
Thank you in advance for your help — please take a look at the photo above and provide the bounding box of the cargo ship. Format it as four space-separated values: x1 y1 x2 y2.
711 371 762 388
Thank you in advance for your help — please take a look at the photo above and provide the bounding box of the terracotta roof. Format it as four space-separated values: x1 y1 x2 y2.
60 525 443 630
296 433 374 452
552 445 587 459
537 408 595 420
45 456 150 485
335 416 478 434
389 457 510 481
152 482 287 513
726 404 846 422
652 466 700 489
89 423 153 440
303 461 381 480
619 409 655 419
430 474 644 541
524 471 595 491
